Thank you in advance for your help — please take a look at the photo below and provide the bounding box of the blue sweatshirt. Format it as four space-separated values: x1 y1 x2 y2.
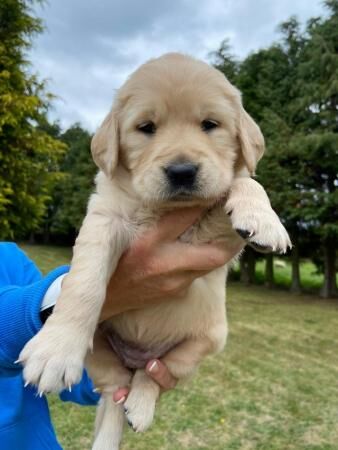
0 242 100 449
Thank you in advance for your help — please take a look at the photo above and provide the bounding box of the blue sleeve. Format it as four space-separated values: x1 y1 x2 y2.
59 369 100 406
0 243 69 376
0 243 99 406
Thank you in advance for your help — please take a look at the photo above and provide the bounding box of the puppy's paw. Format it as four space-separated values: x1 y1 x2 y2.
227 201 291 254
123 388 156 433
19 323 87 394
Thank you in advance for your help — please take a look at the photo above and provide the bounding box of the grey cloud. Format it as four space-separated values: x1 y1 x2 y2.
30 0 326 131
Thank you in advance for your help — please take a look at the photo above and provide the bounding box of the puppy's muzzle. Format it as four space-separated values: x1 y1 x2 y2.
164 162 199 194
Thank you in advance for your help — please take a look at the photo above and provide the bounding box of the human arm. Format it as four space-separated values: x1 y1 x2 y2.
0 243 69 377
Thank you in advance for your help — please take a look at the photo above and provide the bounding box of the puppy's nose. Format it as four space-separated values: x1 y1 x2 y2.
164 163 199 189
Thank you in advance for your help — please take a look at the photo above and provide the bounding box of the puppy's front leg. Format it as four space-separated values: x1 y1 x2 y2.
19 208 131 394
226 175 291 253
124 326 226 432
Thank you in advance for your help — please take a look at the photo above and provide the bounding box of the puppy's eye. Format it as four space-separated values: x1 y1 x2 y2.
201 119 219 132
137 121 156 135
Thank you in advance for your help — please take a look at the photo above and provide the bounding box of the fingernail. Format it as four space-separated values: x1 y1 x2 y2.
148 361 159 373
114 396 126 405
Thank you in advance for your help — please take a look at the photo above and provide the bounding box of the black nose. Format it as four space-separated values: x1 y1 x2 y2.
164 163 199 190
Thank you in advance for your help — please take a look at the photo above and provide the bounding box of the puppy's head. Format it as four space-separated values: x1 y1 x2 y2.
91 53 264 206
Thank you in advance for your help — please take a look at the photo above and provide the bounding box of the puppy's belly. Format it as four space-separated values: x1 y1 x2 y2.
101 327 181 369
103 266 228 366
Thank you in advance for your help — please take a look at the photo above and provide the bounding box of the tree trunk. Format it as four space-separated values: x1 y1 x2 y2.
43 226 51 245
290 232 302 293
240 251 250 285
265 253 274 288
320 237 337 298
247 247 256 284
240 248 256 285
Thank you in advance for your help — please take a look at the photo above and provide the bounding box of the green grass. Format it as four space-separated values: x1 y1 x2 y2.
21 244 338 450
20 243 72 273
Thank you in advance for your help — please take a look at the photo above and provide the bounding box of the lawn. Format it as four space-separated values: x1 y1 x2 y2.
21 244 338 450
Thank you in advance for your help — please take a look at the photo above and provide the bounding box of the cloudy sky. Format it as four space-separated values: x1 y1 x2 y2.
30 0 326 132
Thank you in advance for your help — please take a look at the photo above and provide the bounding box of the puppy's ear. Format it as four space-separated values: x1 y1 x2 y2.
237 106 265 175
91 110 119 177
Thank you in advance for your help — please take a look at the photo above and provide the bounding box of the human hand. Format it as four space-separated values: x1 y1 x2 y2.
112 359 177 404
101 207 244 401
100 207 244 320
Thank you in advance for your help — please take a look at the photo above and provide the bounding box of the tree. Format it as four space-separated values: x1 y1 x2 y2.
208 39 239 84
0 0 65 239
46 124 96 242
291 1 338 297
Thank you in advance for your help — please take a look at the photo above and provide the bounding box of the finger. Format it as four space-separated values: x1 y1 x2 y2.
112 387 129 404
166 241 244 272
146 359 177 390
150 207 204 243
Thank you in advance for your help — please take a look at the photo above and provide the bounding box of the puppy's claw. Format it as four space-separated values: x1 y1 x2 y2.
126 417 136 432
24 381 29 388
236 228 253 240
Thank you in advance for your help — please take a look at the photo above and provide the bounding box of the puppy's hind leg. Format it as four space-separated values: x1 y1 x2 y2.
92 396 125 450
86 331 131 450
123 369 160 433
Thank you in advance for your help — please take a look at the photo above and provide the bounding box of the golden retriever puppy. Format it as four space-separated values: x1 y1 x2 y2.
20 53 291 450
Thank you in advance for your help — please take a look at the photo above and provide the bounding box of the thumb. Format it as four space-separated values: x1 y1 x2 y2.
146 359 177 390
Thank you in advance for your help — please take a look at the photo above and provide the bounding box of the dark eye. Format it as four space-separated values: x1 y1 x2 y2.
201 119 219 132
137 121 156 135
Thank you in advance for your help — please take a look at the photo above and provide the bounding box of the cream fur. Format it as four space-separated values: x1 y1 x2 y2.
19 53 291 450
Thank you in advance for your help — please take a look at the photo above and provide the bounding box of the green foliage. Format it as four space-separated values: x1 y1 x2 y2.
293 1 338 240
0 0 66 239
48 124 96 239
209 39 239 84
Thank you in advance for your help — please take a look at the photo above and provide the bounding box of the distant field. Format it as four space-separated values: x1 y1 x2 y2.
21 244 338 450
